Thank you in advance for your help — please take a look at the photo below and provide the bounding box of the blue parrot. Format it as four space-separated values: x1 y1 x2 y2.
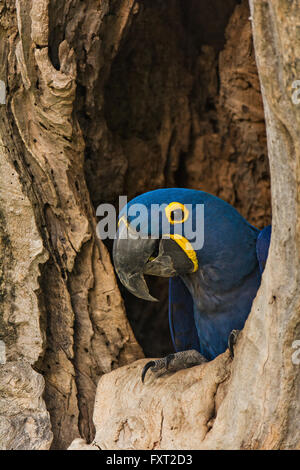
113 189 271 382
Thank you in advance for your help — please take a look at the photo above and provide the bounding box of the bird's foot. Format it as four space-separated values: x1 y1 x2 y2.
141 349 207 383
228 329 240 358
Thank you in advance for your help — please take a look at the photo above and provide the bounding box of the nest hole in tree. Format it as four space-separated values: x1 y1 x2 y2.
68 0 271 358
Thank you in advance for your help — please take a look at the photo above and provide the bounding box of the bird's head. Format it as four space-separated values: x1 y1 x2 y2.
113 188 259 301
113 188 203 301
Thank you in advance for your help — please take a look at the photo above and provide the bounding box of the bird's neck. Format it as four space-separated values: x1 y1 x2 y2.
181 262 261 314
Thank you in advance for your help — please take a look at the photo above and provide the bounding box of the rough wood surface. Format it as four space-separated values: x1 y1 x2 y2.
87 355 232 450
0 0 142 450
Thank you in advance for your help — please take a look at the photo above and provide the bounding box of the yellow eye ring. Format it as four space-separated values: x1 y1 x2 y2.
165 202 189 225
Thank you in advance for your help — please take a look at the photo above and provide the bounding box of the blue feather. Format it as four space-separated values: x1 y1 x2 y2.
169 277 200 352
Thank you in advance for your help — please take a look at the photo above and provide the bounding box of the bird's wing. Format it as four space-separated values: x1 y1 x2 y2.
256 225 272 273
168 277 200 353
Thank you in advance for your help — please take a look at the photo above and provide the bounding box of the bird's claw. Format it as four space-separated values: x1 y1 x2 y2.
228 329 240 358
141 350 207 383
141 361 156 383
141 357 167 383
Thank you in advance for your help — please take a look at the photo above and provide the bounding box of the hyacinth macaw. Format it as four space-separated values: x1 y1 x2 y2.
113 189 271 382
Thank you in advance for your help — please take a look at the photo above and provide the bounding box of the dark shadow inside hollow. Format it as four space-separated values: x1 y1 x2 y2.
119 276 171 357
74 0 271 357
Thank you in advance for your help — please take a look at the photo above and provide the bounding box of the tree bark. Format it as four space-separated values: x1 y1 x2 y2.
0 0 142 450
0 0 298 450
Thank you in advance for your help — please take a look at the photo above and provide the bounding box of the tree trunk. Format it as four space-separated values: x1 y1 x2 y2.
0 0 143 450
0 0 298 450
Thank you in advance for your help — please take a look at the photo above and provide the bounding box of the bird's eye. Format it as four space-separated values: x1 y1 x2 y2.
165 202 189 224
170 209 184 222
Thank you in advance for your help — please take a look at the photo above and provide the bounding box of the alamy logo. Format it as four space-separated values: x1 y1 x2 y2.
96 196 205 250
0 80 6 105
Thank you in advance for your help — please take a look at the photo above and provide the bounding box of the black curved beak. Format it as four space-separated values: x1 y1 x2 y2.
113 222 159 301
113 222 195 302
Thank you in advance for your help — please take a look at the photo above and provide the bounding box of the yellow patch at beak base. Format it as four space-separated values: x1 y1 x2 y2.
163 234 198 273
